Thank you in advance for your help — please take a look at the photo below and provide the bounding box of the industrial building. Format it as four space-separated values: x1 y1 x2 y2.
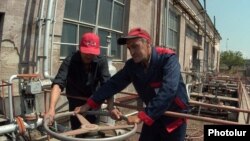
3 1 249 141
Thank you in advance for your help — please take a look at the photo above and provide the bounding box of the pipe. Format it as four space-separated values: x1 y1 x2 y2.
50 0 59 77
7 75 17 140
35 0 45 74
113 102 243 125
43 0 54 79
190 100 250 114
0 118 43 135
164 111 242 125
8 75 17 123
186 83 192 100
0 123 17 135
23 118 43 129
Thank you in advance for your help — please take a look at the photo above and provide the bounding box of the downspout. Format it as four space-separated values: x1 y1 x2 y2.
35 0 45 74
50 0 58 76
43 0 54 79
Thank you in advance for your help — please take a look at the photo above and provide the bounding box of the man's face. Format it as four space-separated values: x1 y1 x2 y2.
126 38 150 63
80 53 96 64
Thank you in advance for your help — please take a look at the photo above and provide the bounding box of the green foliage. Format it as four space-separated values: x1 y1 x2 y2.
220 50 245 70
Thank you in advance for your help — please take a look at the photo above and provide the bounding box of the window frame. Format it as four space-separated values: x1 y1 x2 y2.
59 0 126 60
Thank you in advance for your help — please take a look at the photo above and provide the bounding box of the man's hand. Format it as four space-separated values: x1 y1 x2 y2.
110 108 122 120
127 115 141 125
74 104 90 114
44 109 55 126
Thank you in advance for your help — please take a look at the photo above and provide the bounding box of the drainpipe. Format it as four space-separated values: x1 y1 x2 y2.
35 0 45 74
43 0 54 79
50 0 59 77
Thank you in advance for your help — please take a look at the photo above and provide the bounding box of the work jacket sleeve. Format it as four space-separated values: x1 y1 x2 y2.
87 62 132 109
52 55 71 91
144 55 182 121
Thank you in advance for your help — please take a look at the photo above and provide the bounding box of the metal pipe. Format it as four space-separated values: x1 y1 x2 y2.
190 100 250 114
50 0 59 78
0 118 43 135
43 0 54 79
35 0 45 74
7 75 17 141
23 118 43 129
8 75 17 123
164 111 242 125
112 101 244 125
0 123 17 135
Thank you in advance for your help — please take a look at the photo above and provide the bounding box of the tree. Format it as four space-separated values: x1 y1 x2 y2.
220 50 245 70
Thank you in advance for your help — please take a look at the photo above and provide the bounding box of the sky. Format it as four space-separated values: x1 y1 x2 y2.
199 0 250 59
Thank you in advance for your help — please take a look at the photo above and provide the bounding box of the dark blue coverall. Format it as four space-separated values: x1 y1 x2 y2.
87 47 189 141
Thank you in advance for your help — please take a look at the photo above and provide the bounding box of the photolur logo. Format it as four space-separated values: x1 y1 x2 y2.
208 129 247 136
204 125 250 141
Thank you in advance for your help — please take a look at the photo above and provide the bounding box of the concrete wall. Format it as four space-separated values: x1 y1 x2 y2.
0 0 38 81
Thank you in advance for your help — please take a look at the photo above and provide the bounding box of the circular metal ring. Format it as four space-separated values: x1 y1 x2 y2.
43 111 137 141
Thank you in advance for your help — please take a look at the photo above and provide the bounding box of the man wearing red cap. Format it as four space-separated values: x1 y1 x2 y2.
45 32 111 130
75 28 189 141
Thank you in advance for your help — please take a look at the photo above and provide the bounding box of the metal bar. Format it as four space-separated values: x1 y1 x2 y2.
190 100 250 113
190 92 239 102
164 111 242 125
112 102 242 125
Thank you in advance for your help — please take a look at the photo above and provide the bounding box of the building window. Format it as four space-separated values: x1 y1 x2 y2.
204 42 209 70
167 10 179 51
61 0 125 59
186 26 198 42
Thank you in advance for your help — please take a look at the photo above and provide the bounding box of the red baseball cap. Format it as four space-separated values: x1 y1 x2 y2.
117 27 151 45
80 33 100 55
